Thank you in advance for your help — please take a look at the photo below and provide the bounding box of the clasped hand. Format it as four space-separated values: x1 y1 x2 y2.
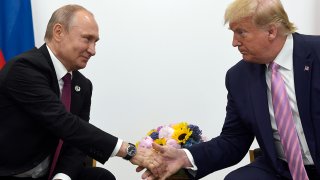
131 143 190 180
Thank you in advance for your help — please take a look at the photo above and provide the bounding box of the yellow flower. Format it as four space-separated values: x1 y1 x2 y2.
154 138 166 146
172 122 193 144
135 141 140 148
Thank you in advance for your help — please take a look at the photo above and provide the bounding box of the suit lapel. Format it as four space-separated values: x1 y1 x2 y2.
249 64 278 165
292 33 316 157
70 71 83 114
39 44 60 96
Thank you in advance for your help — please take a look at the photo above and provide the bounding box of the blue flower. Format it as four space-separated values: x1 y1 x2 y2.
182 138 199 148
150 132 159 140
188 124 202 142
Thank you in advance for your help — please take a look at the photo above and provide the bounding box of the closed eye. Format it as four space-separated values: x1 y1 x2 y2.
82 35 99 43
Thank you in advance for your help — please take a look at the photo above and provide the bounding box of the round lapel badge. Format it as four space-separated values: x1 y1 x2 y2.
75 85 81 92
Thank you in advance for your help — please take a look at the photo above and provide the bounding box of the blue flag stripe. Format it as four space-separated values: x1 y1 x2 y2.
0 0 35 62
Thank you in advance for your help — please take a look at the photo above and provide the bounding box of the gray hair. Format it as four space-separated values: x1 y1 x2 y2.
44 4 93 42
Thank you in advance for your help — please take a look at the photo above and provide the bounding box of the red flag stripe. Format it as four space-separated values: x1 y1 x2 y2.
0 50 5 69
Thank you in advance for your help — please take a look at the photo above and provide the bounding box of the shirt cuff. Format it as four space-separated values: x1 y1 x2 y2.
110 138 123 157
182 149 198 177
182 149 198 171
52 173 71 180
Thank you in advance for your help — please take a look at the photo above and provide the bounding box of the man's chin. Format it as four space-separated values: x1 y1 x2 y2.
75 63 87 70
242 56 256 63
242 57 265 64
242 55 251 61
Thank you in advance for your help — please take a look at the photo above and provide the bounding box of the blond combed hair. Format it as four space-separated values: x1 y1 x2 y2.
224 0 296 35
44 4 93 42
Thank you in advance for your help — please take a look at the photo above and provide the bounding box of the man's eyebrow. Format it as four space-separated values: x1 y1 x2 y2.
82 34 100 42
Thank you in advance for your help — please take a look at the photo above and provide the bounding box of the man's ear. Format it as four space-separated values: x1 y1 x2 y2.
52 23 64 42
267 24 278 40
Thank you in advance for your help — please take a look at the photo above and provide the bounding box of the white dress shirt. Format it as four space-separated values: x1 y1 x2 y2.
184 34 314 175
15 46 122 180
265 34 314 165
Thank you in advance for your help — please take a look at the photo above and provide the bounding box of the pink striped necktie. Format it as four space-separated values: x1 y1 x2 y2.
270 62 308 180
48 73 71 180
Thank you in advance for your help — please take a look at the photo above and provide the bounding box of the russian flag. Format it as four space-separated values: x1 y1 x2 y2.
0 0 35 69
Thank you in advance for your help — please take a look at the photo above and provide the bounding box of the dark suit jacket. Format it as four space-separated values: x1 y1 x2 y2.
188 33 320 179
0 44 118 178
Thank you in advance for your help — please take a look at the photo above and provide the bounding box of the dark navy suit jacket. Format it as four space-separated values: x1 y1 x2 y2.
188 33 320 179
0 44 118 178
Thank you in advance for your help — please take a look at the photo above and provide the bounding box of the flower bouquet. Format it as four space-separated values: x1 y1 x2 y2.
136 122 207 180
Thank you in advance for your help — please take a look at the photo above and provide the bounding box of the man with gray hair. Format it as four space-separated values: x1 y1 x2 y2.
0 4 160 180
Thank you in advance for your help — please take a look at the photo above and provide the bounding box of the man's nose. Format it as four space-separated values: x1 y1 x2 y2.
232 35 241 47
88 43 96 56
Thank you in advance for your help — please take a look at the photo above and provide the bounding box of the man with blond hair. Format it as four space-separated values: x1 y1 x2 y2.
140 0 320 179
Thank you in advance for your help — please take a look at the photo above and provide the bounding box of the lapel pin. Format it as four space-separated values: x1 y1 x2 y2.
304 66 310 71
75 85 81 92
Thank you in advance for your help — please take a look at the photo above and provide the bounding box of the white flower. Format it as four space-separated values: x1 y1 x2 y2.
158 125 174 139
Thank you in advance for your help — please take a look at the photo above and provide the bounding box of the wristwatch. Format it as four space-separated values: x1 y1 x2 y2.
123 143 137 160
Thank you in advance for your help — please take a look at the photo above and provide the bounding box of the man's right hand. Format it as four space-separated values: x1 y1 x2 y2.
138 143 193 180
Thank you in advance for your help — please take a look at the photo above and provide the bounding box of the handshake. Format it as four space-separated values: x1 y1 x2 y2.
124 122 205 179
129 142 192 180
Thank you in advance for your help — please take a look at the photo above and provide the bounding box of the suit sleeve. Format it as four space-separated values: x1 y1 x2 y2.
187 70 254 179
4 58 118 164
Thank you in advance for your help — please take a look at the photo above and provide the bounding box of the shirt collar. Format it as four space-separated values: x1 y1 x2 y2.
46 45 72 80
267 34 293 70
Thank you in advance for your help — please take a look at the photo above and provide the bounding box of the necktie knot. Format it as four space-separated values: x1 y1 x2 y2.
61 73 71 111
269 62 280 71
62 73 71 85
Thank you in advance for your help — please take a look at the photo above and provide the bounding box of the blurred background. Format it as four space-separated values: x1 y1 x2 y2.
25 0 320 179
